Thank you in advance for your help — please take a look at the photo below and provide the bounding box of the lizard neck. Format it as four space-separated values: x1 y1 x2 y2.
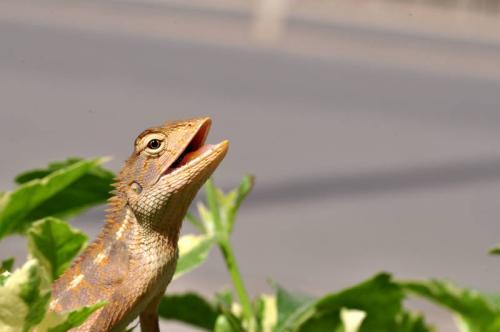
108 192 191 266
129 184 199 245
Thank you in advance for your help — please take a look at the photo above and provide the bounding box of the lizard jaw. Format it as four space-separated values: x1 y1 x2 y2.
161 119 229 178
162 140 229 179
168 121 211 171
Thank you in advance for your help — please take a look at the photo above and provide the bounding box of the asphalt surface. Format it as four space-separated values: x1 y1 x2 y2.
1 2 500 331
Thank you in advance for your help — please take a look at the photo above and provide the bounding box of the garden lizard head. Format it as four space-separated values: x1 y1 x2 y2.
117 117 228 232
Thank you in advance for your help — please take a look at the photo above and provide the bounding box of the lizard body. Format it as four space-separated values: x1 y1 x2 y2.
50 117 229 331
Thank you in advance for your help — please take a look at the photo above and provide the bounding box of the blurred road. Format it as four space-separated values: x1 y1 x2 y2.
1 1 500 331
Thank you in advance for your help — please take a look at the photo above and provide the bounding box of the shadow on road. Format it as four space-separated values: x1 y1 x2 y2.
249 157 500 205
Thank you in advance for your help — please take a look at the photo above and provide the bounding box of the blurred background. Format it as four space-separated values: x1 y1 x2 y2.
1 0 500 330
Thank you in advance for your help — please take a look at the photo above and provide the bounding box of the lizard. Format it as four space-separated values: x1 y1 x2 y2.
49 117 229 332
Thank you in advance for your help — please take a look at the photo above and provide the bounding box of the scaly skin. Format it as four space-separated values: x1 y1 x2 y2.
50 117 229 331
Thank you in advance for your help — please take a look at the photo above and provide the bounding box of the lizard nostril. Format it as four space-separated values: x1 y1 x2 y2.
130 182 143 194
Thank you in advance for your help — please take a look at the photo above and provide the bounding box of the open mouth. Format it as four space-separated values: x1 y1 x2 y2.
164 120 216 175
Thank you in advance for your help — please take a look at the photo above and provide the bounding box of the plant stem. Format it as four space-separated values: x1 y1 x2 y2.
205 179 223 231
205 179 255 328
218 237 255 325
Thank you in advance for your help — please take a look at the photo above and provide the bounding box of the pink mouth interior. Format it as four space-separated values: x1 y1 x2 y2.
177 144 214 167
165 121 213 174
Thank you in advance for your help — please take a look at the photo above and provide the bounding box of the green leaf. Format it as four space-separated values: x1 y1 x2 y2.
173 234 215 280
0 259 51 331
255 294 277 332
400 279 500 332
481 292 500 309
197 202 215 234
19 261 52 331
19 158 114 223
201 176 254 236
214 315 233 332
489 246 500 255
316 273 404 331
204 179 225 235
275 285 315 331
215 289 234 311
395 312 435 332
1 257 14 273
298 312 342 332
158 292 219 330
186 211 206 233
47 301 106 332
0 157 111 239
27 217 87 281
24 294 52 331
15 158 87 184
0 272 10 286
214 313 245 332
224 175 254 233
278 274 410 332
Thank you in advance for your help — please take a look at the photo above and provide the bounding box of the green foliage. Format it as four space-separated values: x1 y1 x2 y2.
1 257 14 273
214 313 245 332
489 246 500 255
275 286 314 331
275 273 434 332
17 158 114 224
255 294 277 332
171 176 254 282
202 176 254 236
47 301 106 332
0 157 498 332
309 273 404 331
217 175 253 234
157 175 500 332
162 176 257 329
0 260 48 331
0 158 112 239
174 234 215 280
18 260 51 331
27 217 87 281
0 159 110 331
204 177 256 325
159 177 441 332
158 292 219 330
400 279 500 332
0 259 103 332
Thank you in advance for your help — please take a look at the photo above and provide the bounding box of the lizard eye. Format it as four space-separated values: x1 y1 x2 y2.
139 133 166 155
147 139 162 150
